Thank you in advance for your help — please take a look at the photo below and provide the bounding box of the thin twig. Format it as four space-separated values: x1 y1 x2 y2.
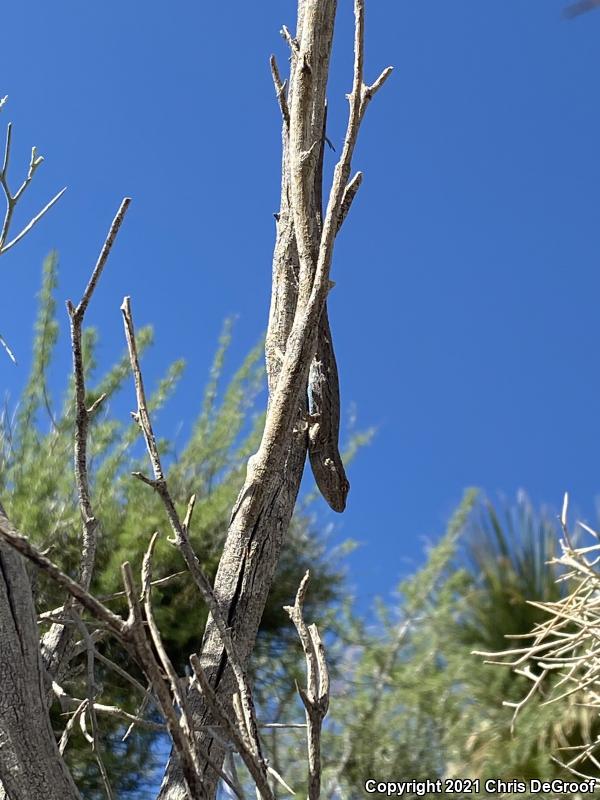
336 172 363 233
66 197 131 591
0 116 66 254
94 650 151 698
190 655 275 800
0 332 17 364
121 296 267 760
284 572 329 800
75 615 115 800
59 698 89 756
121 561 206 800
1 187 67 255
141 532 195 747
224 751 247 800
72 701 164 733
269 55 290 126
123 685 155 741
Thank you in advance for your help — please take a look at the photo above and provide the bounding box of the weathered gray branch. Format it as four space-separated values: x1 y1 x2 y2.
0 117 66 256
42 199 131 683
284 572 330 800
122 297 266 733
190 657 274 800
158 1 390 797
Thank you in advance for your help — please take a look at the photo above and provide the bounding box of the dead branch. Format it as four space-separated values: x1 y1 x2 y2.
121 296 270 767
0 509 127 634
43 198 131 684
190 656 275 800
285 572 330 800
141 533 195 746
74 615 115 800
0 117 66 255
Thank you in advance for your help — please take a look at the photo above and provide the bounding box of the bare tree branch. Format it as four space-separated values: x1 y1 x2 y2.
285 572 330 800
0 509 127 635
269 55 290 127
121 296 270 763
190 656 275 800
0 118 66 255
74 615 115 800
42 198 131 683
121 561 207 800
141 532 195 746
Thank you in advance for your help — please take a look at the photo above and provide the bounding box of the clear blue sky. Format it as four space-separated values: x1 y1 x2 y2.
1 1 599 607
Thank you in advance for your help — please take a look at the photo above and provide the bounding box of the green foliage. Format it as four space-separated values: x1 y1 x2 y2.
459 494 564 655
322 490 480 794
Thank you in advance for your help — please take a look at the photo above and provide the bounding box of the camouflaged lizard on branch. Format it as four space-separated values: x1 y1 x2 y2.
306 108 350 513
307 306 349 512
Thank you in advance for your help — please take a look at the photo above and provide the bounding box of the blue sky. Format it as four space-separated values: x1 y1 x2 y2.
1 0 599 608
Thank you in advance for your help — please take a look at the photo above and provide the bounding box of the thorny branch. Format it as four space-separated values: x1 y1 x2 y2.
474 492 600 782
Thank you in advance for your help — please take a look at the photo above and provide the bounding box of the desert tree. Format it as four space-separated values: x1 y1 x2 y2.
0 250 350 798
0 1 391 799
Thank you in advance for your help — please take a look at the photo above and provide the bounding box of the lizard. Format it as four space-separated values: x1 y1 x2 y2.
306 104 350 513
307 305 350 512
265 59 350 514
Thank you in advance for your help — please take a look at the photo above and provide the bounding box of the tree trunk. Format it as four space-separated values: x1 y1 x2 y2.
0 505 81 800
